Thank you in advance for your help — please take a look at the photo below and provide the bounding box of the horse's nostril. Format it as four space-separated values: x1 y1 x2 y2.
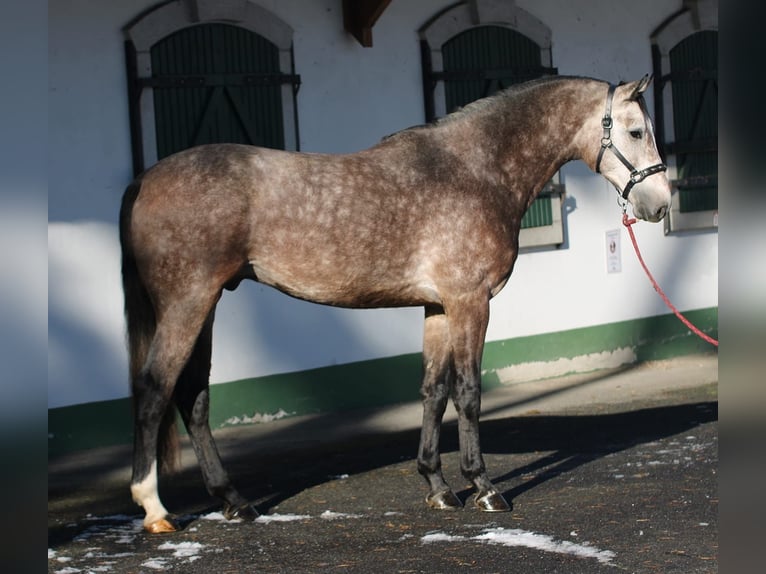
656 206 667 220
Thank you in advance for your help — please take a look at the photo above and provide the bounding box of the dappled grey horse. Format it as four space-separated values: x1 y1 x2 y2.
120 75 670 533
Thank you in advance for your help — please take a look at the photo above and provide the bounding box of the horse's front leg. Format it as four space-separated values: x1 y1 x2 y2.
417 306 462 510
447 295 511 512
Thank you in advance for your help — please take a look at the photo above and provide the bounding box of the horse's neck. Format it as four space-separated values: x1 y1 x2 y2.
487 82 600 191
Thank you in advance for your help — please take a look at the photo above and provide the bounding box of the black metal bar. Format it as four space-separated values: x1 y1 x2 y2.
139 76 206 88
244 73 302 87
430 66 557 82
665 138 717 154
537 183 566 197
657 68 717 86
670 175 718 188
420 39 436 123
137 73 301 88
124 40 145 177
290 45 301 151
651 43 667 162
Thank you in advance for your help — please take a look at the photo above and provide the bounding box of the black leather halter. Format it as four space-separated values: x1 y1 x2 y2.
595 84 667 200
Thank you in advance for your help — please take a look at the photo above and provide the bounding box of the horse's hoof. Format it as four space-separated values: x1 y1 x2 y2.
145 517 179 534
474 490 512 512
426 489 463 510
223 502 259 521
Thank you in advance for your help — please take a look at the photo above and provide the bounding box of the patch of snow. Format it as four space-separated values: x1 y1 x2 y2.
222 408 292 426
83 551 134 559
255 513 311 523
83 514 135 522
422 532 466 543
53 568 81 574
475 528 616 564
320 510 363 520
141 558 168 570
199 511 239 522
157 541 205 559
73 516 144 545
422 528 616 565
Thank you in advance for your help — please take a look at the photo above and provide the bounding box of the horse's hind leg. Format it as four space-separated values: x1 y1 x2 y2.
417 306 462 509
130 293 219 532
446 294 511 512
174 309 258 521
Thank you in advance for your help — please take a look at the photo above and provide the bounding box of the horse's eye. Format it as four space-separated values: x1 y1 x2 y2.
630 130 643 140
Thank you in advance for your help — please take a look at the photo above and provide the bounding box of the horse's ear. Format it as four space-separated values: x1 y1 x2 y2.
627 74 653 100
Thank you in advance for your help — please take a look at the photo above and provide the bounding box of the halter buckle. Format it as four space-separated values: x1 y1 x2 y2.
618 194 628 214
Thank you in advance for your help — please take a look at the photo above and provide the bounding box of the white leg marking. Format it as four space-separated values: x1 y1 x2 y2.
130 461 169 526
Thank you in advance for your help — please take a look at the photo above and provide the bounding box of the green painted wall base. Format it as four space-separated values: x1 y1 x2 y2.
48 307 717 457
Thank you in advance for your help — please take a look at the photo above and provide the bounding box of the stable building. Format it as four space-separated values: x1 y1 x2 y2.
48 0 718 454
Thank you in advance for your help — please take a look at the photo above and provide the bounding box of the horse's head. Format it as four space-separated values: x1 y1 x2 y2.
593 76 672 222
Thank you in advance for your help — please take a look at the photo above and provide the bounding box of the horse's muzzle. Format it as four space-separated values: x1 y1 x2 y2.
634 201 669 223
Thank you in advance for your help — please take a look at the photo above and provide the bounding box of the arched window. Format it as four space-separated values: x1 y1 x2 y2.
652 1 717 233
419 1 563 249
124 0 300 175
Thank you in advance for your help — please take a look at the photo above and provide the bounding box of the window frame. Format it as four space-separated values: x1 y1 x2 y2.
651 0 718 234
124 0 299 175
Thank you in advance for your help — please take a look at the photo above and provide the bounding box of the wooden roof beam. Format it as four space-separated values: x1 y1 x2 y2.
343 0 393 47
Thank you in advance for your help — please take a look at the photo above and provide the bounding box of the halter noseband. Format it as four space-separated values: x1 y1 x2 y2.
595 84 667 200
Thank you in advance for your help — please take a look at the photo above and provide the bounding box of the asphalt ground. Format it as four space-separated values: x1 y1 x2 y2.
49 354 717 573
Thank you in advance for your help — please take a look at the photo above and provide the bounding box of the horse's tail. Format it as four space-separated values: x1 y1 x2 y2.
120 178 180 475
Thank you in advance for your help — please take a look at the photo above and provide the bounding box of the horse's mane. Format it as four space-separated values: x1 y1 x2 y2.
436 75 599 126
380 75 602 142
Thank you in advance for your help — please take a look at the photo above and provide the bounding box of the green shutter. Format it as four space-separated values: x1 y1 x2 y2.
150 23 285 159
522 195 553 227
442 26 543 113
442 26 554 230
669 31 717 212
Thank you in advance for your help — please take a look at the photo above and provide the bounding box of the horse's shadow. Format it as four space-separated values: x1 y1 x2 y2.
48 396 717 546
472 401 717 503
177 398 717 516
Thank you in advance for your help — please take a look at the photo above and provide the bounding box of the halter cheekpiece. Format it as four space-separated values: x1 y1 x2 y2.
595 84 667 200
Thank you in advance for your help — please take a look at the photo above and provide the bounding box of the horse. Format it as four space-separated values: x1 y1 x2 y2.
120 75 670 533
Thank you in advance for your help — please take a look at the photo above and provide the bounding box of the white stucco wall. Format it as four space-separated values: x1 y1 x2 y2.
48 0 718 408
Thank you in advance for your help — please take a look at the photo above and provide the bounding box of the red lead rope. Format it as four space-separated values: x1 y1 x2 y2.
622 213 719 347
